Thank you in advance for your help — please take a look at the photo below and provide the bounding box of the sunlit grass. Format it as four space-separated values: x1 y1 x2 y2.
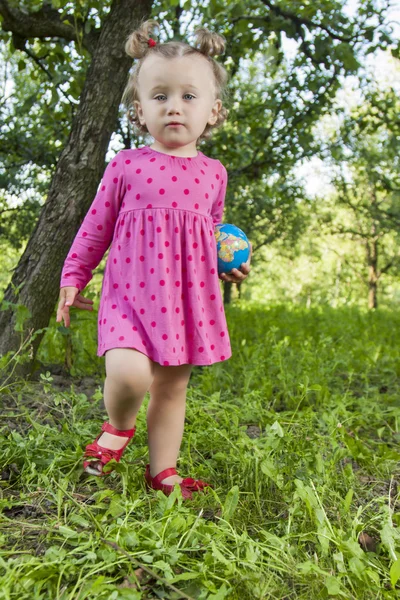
1 303 400 598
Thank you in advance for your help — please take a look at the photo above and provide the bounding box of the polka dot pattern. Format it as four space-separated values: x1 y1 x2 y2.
60 146 231 366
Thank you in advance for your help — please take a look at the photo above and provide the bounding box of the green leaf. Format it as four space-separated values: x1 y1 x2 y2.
390 559 400 587
297 561 327 575
107 496 125 517
68 513 91 528
348 557 366 580
334 42 360 73
245 541 260 563
119 530 139 550
260 458 284 489
380 522 399 561
211 541 231 566
391 45 400 59
223 485 239 521
15 305 31 332
208 583 230 600
270 420 284 437
139 554 154 563
171 571 201 582
58 525 79 539
343 488 353 512
44 546 67 560
333 551 346 574
341 538 364 559
325 576 342 595
294 479 319 512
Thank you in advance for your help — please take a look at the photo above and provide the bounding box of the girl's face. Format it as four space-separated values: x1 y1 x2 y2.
134 54 222 153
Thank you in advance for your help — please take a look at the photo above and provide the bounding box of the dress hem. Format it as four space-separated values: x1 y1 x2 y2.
97 343 232 366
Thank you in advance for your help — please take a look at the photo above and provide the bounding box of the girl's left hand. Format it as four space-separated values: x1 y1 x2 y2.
219 242 253 284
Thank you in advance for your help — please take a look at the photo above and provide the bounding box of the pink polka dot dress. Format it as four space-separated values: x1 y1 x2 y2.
60 146 232 366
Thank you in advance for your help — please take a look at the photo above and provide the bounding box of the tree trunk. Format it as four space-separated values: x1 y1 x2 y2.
223 281 233 304
333 258 342 307
0 0 153 377
368 268 378 309
367 239 378 309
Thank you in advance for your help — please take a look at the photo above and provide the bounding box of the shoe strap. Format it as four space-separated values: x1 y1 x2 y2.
101 422 136 438
152 467 178 486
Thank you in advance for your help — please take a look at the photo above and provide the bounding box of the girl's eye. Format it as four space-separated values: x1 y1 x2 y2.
154 94 195 101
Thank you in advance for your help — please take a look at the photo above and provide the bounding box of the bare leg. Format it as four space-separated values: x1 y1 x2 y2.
146 363 192 485
88 348 154 472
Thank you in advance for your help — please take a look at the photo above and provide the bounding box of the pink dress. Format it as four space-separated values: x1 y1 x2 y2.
60 146 232 366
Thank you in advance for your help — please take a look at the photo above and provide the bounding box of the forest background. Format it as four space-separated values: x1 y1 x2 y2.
1 1 400 599
0 0 399 369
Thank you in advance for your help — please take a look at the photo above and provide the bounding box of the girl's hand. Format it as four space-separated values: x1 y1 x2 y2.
219 242 253 284
56 286 94 328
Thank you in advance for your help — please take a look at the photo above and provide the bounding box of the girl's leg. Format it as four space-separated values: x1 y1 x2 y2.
146 363 193 485
94 348 154 459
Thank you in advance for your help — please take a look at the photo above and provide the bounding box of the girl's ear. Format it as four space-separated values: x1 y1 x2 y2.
208 99 222 125
134 101 145 125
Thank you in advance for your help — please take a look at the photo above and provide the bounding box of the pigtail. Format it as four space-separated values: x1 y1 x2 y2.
125 19 160 60
193 27 226 57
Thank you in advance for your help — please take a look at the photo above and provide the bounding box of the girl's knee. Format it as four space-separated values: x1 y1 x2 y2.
149 364 192 398
105 348 154 392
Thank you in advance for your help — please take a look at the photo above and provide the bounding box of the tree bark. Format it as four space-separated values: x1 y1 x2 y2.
367 239 378 310
223 281 233 304
0 0 153 377
368 274 378 309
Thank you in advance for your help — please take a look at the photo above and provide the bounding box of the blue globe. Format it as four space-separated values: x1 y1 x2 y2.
215 223 250 275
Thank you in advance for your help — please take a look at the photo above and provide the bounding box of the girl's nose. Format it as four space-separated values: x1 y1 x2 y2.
167 97 183 113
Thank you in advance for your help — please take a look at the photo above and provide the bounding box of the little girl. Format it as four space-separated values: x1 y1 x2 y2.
56 20 252 500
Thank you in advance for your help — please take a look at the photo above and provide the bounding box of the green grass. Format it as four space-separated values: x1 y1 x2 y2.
1 303 400 599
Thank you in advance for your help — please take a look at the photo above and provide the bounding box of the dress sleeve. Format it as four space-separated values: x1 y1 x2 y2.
60 151 126 292
211 162 228 227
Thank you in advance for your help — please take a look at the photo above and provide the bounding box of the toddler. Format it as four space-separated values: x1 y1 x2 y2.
57 20 252 500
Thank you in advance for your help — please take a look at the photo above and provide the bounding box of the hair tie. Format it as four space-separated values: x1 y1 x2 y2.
148 38 156 48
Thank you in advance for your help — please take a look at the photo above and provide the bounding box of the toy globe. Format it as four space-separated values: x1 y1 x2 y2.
215 223 251 275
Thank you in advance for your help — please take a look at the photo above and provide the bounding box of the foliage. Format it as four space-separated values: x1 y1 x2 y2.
312 85 400 307
0 0 396 253
1 303 400 597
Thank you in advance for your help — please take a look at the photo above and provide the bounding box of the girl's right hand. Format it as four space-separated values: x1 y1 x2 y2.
56 286 94 327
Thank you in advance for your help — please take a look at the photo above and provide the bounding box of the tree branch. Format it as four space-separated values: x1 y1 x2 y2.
325 245 366 284
260 0 355 43
376 207 400 228
378 257 400 278
231 64 340 181
18 45 77 110
0 0 100 54
330 226 369 239
21 45 53 79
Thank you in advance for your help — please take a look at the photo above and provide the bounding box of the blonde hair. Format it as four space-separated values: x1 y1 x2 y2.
121 19 230 142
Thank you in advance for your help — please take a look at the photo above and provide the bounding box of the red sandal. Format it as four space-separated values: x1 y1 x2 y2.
83 422 136 476
144 464 212 500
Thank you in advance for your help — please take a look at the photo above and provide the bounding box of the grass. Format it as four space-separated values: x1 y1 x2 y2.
1 303 400 599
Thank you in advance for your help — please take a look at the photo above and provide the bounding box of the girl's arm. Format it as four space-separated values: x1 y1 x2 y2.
60 152 126 292
211 162 252 284
211 162 227 228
